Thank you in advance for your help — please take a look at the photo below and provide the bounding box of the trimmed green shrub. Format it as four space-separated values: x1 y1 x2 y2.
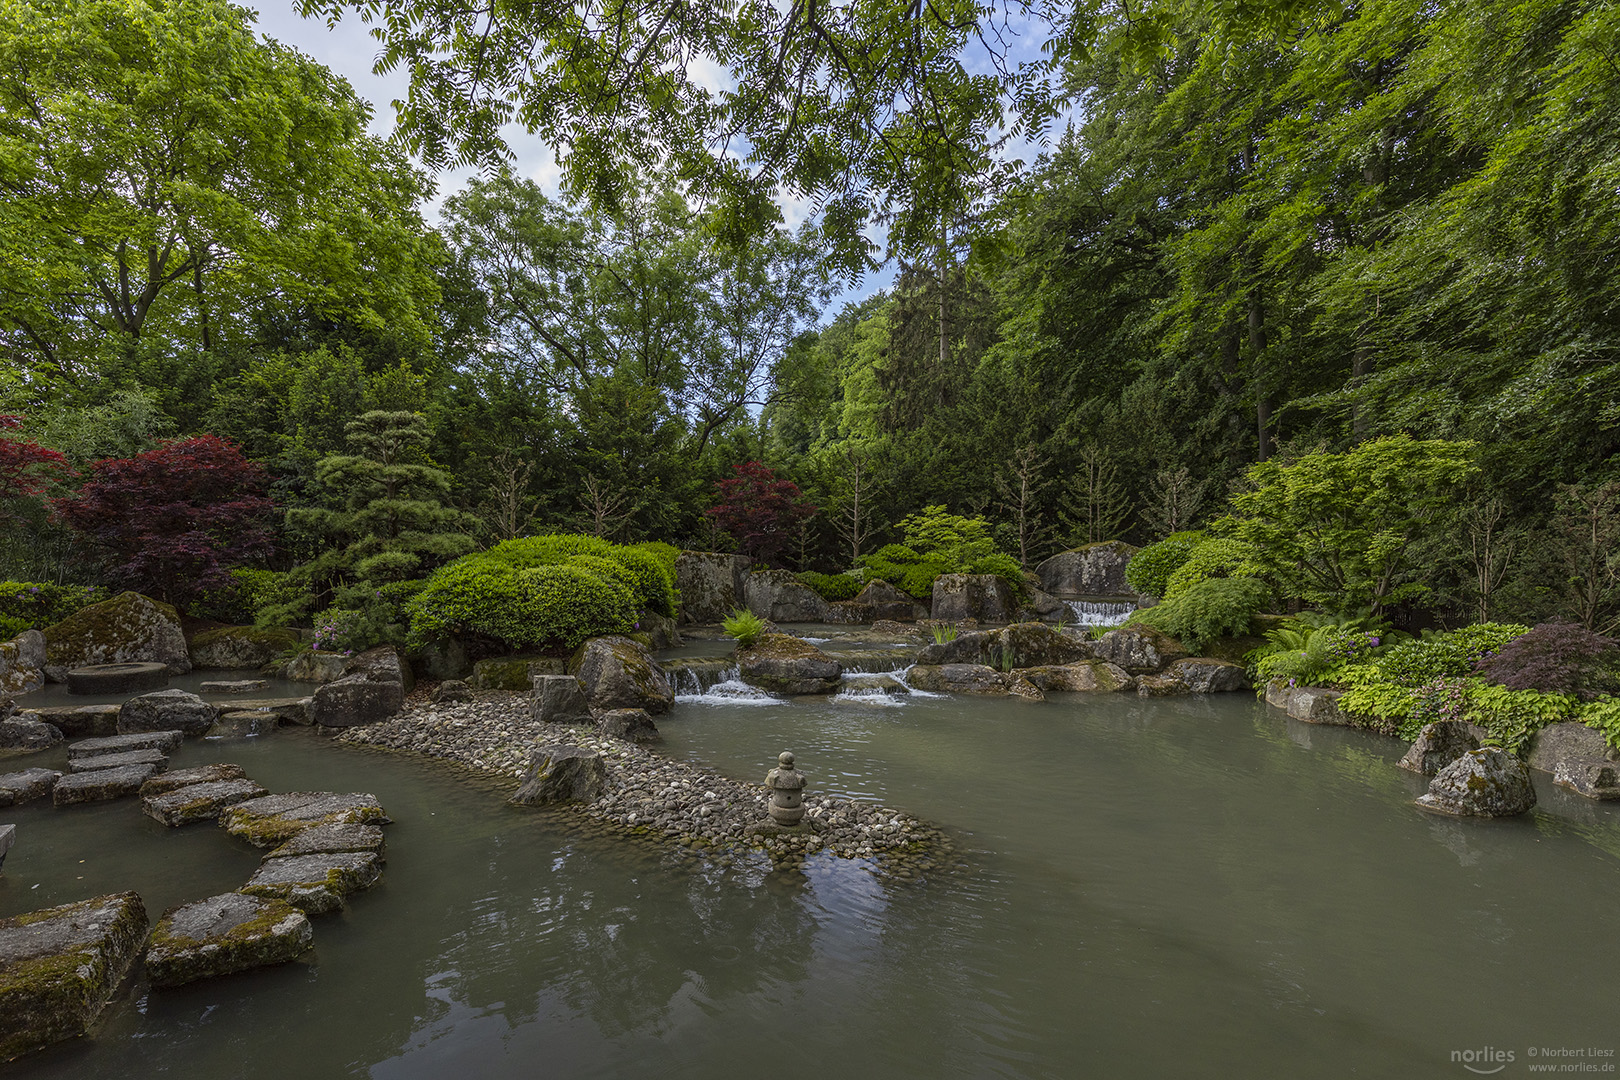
0 581 109 636
407 557 635 650
798 571 863 601
860 544 953 599
1125 531 1204 599
1163 538 1258 600
482 534 677 617
1128 576 1272 653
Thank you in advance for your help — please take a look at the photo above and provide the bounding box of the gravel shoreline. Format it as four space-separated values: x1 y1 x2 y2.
337 691 955 877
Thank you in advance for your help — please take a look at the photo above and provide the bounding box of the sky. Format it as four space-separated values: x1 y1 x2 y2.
247 1 1071 315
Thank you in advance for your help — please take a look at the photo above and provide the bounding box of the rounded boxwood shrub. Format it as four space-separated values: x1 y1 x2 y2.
1125 531 1204 599
407 555 636 650
480 534 677 617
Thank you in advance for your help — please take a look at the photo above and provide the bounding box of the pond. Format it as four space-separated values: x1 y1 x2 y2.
4 674 1619 1078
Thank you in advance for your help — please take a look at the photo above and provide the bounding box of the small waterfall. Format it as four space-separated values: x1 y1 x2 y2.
1063 598 1135 629
834 649 922 675
663 659 741 695
676 679 783 706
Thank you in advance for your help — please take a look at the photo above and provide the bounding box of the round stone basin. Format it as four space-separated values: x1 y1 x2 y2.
66 662 170 695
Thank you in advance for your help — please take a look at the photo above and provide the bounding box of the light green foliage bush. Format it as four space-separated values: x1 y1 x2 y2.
0 581 108 636
896 505 997 565
1127 576 1272 653
484 535 677 617
1579 698 1620 753
632 541 681 597
1464 682 1579 754
860 543 955 599
408 559 635 649
859 506 1024 600
1163 538 1259 600
1125 531 1204 599
798 571 863 601
1251 623 1383 686
722 608 766 648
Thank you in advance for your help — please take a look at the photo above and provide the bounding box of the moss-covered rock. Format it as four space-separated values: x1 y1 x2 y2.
904 664 1010 694
674 551 750 625
1019 661 1134 693
737 633 841 695
0 892 148 1061
142 778 270 827
0 631 45 695
188 625 300 670
1035 541 1139 597
930 574 1017 624
569 635 673 714
42 592 190 677
240 852 382 915
1092 625 1189 674
143 893 311 987
219 791 391 847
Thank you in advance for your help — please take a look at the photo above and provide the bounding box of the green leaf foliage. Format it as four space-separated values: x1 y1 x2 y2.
0 581 108 633
1125 531 1205 599
407 559 635 651
1128 576 1273 654
721 609 766 649
483 535 677 618
798 572 863 602
1163 538 1258 600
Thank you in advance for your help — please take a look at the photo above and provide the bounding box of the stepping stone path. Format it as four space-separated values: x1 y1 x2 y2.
219 792 391 847
52 731 179 806
267 822 385 859
67 747 168 773
53 764 159 806
0 892 148 1060
69 731 184 758
144 893 311 987
141 763 246 794
143 778 270 827
0 768 60 807
199 679 268 694
241 851 383 914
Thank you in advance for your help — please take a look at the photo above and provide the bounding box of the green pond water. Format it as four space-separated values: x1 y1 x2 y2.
3 687 1619 1079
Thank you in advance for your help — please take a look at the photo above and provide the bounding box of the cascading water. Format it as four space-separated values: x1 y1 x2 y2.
1062 598 1135 628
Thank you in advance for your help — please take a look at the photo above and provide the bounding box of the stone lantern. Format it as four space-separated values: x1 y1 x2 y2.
764 751 805 827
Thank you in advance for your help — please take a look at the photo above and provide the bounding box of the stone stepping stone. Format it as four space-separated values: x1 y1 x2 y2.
267 822 385 860
0 892 148 1060
199 679 268 694
240 852 382 914
144 893 311 987
23 704 119 738
143 779 270 827
52 764 159 806
67 748 168 774
0 768 60 807
0 718 63 753
208 711 275 738
222 698 312 726
140 763 246 796
219 792 391 847
68 731 183 758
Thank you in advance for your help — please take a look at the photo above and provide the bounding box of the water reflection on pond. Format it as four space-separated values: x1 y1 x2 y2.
4 687 1619 1079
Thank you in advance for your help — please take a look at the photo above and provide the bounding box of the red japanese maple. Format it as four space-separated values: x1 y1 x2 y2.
704 461 815 567
53 435 275 608
0 414 72 501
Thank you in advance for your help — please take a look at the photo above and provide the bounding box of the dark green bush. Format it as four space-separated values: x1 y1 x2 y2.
798 571 863 601
1128 576 1272 653
0 581 109 636
860 544 953 599
1125 531 1204 598
966 552 1030 602
1373 623 1527 686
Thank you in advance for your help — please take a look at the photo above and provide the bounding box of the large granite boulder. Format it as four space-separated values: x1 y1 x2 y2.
530 674 591 724
905 664 1010 694
1019 661 1133 693
637 610 682 650
219 792 391 847
1416 748 1537 817
0 630 46 695
595 707 659 742
1092 625 1189 674
0 892 148 1060
1527 722 1620 799
510 744 607 805
737 633 842 695
143 893 311 987
309 672 404 728
241 852 383 915
571 635 673 715
281 650 348 684
117 688 218 736
0 768 61 807
1035 541 1138 597
675 551 751 625
347 645 415 694
1285 686 1349 725
42 591 190 679
1398 721 1481 776
744 569 831 623
187 626 300 670
1163 658 1249 693
855 580 928 622
0 717 62 753
917 623 1092 669
931 574 1017 624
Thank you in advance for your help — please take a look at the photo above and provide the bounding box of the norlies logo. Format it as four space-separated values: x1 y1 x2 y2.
1454 1047 1517 1075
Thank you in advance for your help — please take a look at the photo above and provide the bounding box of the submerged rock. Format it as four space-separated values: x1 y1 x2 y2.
143 778 270 827
1416 748 1536 817
1398 721 1481 777
241 852 383 915
0 891 148 1060
0 768 60 807
117 689 217 737
52 764 159 805
42 591 190 678
510 745 606 805
143 893 311 987
219 792 391 847
737 634 842 695
571 635 674 714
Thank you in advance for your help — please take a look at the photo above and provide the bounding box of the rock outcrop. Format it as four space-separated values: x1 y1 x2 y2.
1416 748 1537 817
855 580 928 622
0 630 46 695
1527 722 1620 799
117 689 218 736
1398 721 1481 776
143 893 311 987
42 592 190 679
675 551 751 625
571 636 674 715
187 626 300 670
930 574 1017 624
1035 542 1138 597
510 744 607 805
736 634 842 695
743 569 831 623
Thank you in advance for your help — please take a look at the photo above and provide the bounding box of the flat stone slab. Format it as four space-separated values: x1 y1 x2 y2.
140 763 246 796
219 792 391 847
144 893 311 987
68 731 183 758
52 765 159 806
208 711 275 738
0 891 148 1060
23 705 120 738
66 662 169 695
143 779 271 827
267 822 385 860
240 852 382 914
67 748 167 774
220 698 312 726
199 679 268 694
0 769 60 808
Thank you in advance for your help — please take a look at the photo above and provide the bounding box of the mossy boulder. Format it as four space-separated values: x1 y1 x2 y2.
219 792 391 847
1036 541 1139 597
143 893 312 988
187 626 300 670
0 630 45 695
142 778 270 827
0 892 148 1061
743 569 831 623
117 688 218 736
1416 748 1536 817
240 852 383 915
905 664 1010 694
856 579 927 622
674 551 750 625
930 574 1017 624
42 592 190 678
737 633 842 695
1019 661 1133 693
1163 658 1249 693
1091 625 1189 674
569 635 673 714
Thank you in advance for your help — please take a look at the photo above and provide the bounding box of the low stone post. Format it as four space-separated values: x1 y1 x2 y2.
764 752 805 827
